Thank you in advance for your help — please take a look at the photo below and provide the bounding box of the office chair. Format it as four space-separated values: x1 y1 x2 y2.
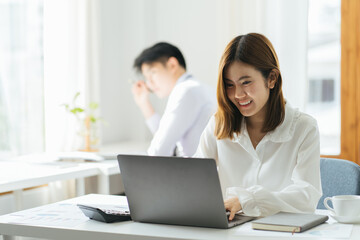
317 158 360 209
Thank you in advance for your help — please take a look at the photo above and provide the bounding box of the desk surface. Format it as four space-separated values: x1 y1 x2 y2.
0 140 149 193
0 161 99 193
0 194 359 240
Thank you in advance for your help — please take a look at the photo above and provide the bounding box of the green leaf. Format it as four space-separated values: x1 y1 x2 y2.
89 102 99 110
61 103 70 110
70 107 84 114
90 116 97 123
73 92 81 103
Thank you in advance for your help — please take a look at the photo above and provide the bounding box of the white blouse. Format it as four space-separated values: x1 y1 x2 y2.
194 103 322 217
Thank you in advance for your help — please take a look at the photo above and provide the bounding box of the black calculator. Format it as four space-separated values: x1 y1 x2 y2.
77 204 131 223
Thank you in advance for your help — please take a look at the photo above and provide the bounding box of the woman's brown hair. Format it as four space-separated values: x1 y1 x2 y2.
215 33 285 139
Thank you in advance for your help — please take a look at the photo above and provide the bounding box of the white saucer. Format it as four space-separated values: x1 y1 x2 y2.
330 213 360 224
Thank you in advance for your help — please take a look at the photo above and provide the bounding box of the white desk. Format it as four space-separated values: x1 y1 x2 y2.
88 140 149 194
0 161 99 210
0 194 359 240
0 141 149 211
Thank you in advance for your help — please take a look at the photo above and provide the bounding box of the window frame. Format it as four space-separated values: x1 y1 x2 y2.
321 0 360 165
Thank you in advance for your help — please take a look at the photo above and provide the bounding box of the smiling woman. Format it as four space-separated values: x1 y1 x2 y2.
215 33 285 142
224 61 277 148
195 33 322 219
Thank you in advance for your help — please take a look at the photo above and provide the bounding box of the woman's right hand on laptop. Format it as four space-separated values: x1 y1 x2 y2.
224 197 242 221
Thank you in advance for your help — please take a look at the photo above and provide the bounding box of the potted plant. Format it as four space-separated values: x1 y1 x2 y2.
62 92 102 152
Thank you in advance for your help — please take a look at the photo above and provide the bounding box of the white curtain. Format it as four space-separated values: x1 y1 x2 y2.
43 0 101 152
0 0 44 158
42 0 102 201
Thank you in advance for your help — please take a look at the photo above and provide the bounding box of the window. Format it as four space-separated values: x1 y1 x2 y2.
309 79 335 103
307 0 360 164
0 0 44 158
306 0 341 155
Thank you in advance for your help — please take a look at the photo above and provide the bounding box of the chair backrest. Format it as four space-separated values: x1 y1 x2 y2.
317 158 360 209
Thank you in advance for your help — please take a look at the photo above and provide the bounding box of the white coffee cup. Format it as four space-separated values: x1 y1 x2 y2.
324 195 360 216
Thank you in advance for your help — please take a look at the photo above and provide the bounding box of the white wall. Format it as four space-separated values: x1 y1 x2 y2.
98 0 221 144
97 0 148 144
97 0 309 144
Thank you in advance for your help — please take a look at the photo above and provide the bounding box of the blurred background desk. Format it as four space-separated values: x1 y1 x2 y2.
0 141 149 212
0 161 99 211
95 140 149 194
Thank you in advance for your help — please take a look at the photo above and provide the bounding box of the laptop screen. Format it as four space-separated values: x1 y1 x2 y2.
117 154 254 228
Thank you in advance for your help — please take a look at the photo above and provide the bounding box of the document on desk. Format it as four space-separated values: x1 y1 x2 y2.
2 203 89 227
235 221 353 239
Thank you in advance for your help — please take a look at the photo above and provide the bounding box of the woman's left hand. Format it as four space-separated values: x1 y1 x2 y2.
224 197 242 221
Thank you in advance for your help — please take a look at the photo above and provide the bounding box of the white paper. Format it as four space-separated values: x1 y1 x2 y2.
6 203 89 227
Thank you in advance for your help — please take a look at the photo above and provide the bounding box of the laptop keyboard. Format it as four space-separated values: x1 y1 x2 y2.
228 214 256 227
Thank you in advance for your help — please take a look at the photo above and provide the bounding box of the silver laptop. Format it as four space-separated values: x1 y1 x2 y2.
117 154 255 229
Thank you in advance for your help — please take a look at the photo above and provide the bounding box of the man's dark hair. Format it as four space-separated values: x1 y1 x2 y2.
133 42 186 72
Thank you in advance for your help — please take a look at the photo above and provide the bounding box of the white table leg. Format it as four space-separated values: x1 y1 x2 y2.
2 235 15 240
97 174 110 194
76 178 85 196
13 190 23 211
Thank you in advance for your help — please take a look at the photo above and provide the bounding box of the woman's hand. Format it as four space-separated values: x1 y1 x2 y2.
224 197 242 221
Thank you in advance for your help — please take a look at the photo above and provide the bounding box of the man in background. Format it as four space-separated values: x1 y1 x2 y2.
132 42 216 156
